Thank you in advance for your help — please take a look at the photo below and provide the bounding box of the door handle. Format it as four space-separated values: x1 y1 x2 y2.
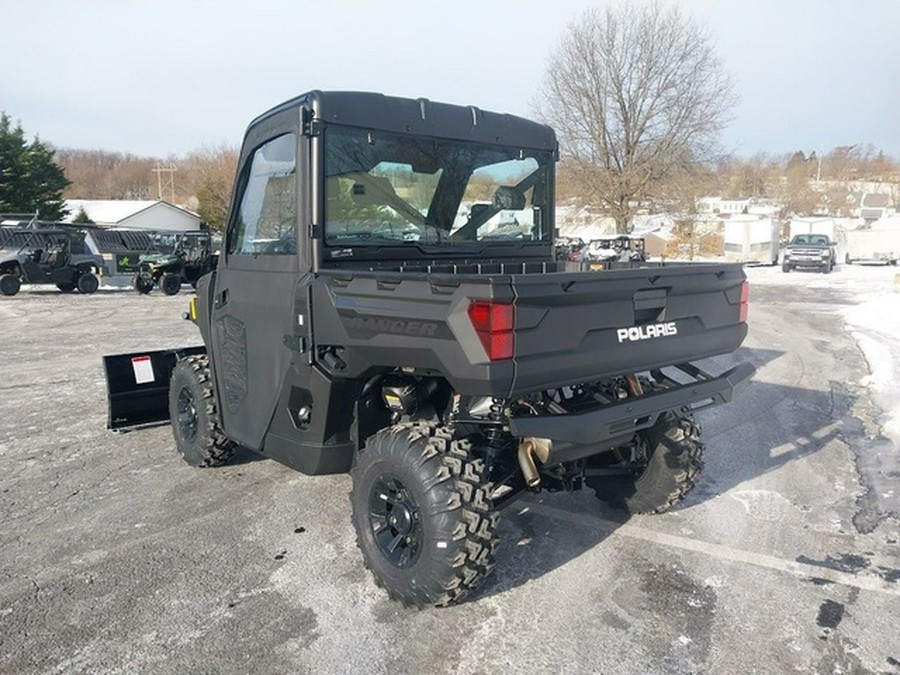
215 288 229 309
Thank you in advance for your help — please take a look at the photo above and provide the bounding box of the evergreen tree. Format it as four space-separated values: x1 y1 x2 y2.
72 206 94 224
0 112 70 220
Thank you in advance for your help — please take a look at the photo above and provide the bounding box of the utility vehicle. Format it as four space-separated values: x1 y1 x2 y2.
133 230 215 295
0 228 103 296
104 91 754 607
584 235 647 264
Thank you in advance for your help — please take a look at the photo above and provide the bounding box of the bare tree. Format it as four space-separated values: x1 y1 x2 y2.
535 2 736 232
182 145 238 232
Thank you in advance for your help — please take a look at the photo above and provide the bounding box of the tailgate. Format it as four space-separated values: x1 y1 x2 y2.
510 263 748 395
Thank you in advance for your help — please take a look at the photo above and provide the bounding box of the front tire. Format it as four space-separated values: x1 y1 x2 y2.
0 273 21 296
587 411 704 514
168 354 235 467
351 424 498 608
781 263 791 273
133 274 154 294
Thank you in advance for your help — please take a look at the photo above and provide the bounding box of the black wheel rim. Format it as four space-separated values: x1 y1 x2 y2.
368 473 422 569
176 386 198 442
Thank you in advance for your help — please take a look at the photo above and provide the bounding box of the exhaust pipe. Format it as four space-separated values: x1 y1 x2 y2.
517 437 552 488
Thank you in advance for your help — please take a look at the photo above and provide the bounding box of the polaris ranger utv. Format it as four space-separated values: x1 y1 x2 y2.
104 91 754 607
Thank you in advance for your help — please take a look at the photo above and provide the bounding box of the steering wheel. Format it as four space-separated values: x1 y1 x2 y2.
264 237 297 254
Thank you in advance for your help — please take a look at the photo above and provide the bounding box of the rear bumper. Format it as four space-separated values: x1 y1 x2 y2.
508 361 755 445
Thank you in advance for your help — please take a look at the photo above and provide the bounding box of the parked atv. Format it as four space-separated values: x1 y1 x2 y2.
133 230 216 295
0 229 103 296
585 235 647 264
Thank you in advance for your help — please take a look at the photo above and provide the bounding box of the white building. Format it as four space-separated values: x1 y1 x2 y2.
63 200 201 231
696 196 751 215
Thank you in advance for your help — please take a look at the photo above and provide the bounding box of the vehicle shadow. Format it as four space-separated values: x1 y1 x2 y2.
230 445 267 465
472 343 850 602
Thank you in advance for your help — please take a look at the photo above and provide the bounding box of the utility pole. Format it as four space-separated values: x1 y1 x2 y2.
152 162 177 202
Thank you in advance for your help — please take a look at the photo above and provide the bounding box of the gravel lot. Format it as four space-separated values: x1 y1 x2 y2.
1 268 899 674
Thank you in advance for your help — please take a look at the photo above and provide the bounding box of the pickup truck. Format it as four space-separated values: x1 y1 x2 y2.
103 91 754 607
782 233 836 273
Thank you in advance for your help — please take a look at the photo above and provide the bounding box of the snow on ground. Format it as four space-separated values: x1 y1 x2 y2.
839 270 900 445
747 263 900 446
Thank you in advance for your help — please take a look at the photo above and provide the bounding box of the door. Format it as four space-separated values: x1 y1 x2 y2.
210 128 304 450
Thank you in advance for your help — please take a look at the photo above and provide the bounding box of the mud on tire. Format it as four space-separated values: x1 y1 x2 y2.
351 423 498 608
168 354 235 467
587 410 704 515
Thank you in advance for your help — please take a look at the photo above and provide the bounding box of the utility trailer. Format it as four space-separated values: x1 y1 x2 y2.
86 229 156 284
844 225 899 265
722 216 779 265
104 91 754 607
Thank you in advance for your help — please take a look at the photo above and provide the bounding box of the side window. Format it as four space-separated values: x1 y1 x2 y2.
229 133 297 255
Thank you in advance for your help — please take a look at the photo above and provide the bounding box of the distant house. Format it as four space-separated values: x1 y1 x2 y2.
556 202 616 241
63 200 201 231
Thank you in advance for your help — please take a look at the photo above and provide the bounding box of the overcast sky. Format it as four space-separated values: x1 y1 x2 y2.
3 0 898 159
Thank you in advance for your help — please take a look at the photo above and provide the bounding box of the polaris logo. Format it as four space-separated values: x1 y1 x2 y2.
617 321 678 343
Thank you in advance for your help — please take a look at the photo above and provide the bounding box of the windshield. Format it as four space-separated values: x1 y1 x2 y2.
323 126 553 253
791 234 829 246
152 233 180 254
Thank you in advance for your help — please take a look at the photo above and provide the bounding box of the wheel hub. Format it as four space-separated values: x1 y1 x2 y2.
176 387 198 442
368 475 422 569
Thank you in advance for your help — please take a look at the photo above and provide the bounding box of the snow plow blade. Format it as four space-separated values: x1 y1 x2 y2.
103 346 206 431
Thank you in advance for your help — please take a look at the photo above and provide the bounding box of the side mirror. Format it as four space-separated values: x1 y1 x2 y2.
350 174 398 206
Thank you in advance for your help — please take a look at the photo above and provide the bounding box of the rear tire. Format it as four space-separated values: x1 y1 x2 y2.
587 410 704 514
168 354 235 467
351 423 498 607
0 274 21 296
76 272 99 294
56 282 76 293
160 273 181 295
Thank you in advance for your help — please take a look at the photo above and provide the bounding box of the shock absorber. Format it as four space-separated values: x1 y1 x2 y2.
483 398 512 468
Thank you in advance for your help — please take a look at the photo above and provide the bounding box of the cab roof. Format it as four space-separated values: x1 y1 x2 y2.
248 90 557 152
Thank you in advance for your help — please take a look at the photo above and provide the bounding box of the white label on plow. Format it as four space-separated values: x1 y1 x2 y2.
131 356 155 384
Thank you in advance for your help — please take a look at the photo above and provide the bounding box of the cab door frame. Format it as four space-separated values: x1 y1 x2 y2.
209 104 312 450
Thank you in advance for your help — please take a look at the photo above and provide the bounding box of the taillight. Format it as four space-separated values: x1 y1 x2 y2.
739 281 749 323
467 300 514 361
